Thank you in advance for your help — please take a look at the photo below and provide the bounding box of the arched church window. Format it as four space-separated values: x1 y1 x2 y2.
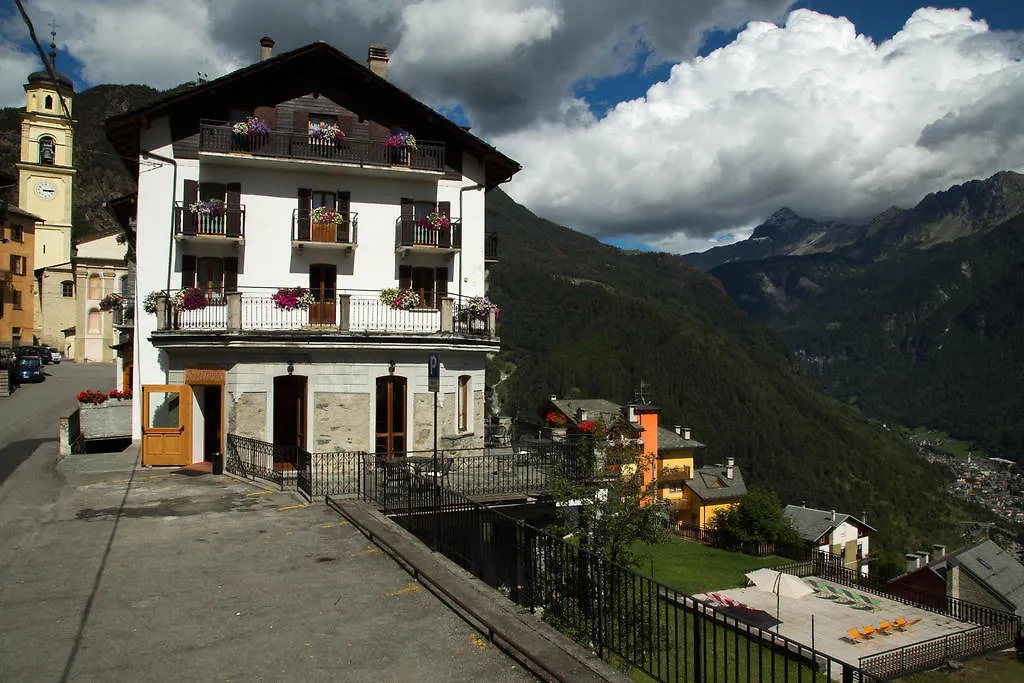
44 95 53 109
39 136 56 165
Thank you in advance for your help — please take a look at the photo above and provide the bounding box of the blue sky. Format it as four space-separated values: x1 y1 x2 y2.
4 1 1024 255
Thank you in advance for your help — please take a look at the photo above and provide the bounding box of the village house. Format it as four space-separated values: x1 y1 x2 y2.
1 202 40 348
105 38 518 467
784 504 874 575
542 397 746 527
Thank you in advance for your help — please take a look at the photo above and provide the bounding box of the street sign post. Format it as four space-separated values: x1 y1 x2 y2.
428 352 440 546
428 352 440 393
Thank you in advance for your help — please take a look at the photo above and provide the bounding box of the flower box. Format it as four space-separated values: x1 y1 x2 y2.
79 400 133 439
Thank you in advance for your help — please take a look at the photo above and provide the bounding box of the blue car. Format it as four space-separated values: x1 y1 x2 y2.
15 356 44 384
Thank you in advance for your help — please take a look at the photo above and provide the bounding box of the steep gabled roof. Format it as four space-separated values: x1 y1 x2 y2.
946 540 1024 616
549 397 706 450
784 505 877 544
686 464 746 502
105 42 520 188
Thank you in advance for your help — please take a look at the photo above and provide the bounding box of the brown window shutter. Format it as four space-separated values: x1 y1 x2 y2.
437 201 452 248
293 110 310 134
224 257 238 293
181 254 196 288
297 188 312 240
398 265 412 290
399 197 414 245
253 106 277 129
337 190 351 242
226 182 242 237
435 267 448 310
182 179 198 236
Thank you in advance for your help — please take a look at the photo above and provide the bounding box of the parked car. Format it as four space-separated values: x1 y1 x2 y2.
14 346 41 362
48 347 62 364
36 346 53 364
16 345 53 364
15 356 44 383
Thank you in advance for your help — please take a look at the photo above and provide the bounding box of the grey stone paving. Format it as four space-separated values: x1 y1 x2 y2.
0 439 535 682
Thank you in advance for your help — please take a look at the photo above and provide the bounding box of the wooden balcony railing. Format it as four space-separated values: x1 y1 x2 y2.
199 122 445 172
173 202 245 239
291 209 358 245
395 217 462 250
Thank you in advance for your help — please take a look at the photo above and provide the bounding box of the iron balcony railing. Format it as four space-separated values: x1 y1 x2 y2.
173 201 246 239
396 217 462 250
151 288 496 338
199 122 445 172
291 208 358 245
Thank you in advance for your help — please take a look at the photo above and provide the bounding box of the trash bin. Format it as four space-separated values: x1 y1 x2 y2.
212 451 223 475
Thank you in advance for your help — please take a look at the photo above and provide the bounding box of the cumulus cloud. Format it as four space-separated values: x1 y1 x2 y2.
498 8 1024 244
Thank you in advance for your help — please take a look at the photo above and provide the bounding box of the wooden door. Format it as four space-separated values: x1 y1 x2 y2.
273 375 307 470
142 384 192 466
309 264 337 325
375 376 406 459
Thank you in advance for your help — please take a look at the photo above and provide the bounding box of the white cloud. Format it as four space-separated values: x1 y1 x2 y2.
497 8 1024 248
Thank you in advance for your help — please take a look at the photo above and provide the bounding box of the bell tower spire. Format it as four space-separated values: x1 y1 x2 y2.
48 19 59 67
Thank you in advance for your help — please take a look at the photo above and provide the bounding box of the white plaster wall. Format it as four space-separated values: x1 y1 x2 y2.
830 520 859 547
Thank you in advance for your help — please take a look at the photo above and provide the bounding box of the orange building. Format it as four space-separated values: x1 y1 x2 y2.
543 397 746 526
1 205 40 346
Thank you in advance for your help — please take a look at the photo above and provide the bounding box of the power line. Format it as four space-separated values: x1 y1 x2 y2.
13 0 73 124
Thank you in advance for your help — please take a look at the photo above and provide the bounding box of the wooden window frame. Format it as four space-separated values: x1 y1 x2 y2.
61 280 74 297
196 257 226 302
10 225 23 243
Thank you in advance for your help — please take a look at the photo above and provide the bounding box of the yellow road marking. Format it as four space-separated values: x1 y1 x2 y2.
246 491 274 497
383 583 420 598
320 521 350 528
277 504 308 511
350 546 377 557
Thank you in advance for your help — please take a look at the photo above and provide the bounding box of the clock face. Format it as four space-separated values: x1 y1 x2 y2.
35 181 57 200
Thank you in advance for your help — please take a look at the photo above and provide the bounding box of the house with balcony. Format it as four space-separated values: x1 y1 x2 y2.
105 38 519 468
542 397 744 525
784 504 874 575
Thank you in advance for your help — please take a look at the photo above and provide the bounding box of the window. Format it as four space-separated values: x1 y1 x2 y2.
88 309 101 334
11 327 21 346
12 289 22 310
44 95 53 109
411 267 435 308
88 274 102 300
398 265 448 311
38 136 56 165
458 375 470 432
197 257 225 300
312 191 336 210
10 255 26 276
61 280 74 297
308 114 337 134
10 225 23 243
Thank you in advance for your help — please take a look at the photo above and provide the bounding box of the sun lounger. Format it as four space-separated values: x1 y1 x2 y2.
828 586 855 603
846 628 869 643
859 625 878 638
857 594 883 611
842 589 869 606
877 621 895 635
894 617 921 630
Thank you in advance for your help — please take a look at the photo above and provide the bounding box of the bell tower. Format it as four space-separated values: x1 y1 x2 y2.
17 24 76 270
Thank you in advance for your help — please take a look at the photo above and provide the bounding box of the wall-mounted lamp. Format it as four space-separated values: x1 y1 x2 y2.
388 360 396 375
287 360 294 375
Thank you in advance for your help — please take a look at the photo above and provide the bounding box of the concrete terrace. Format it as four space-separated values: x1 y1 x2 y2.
0 440 621 682
713 580 975 675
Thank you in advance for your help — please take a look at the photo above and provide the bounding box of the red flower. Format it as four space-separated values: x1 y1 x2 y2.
580 420 606 435
546 411 566 426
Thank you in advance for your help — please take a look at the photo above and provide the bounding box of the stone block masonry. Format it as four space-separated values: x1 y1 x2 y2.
312 392 370 452
230 392 267 440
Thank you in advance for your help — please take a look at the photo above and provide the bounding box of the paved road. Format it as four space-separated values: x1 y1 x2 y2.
0 361 114 488
0 387 535 681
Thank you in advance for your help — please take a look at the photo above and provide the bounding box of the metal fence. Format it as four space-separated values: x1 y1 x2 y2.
859 625 1010 679
354 477 884 683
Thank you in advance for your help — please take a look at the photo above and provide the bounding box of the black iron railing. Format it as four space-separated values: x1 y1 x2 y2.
199 122 445 172
226 434 306 489
352 477 884 683
173 201 245 238
396 216 462 249
860 624 1009 679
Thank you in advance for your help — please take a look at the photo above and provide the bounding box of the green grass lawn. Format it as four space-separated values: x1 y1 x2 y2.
631 534 790 595
906 426 982 460
902 650 1024 682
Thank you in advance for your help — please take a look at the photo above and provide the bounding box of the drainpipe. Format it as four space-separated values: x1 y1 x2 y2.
459 183 486 301
141 150 178 296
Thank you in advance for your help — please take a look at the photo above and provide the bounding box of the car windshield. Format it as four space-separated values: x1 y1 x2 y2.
19 357 40 368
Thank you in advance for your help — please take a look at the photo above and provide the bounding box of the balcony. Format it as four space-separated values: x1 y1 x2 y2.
485 232 498 263
291 209 357 253
395 217 462 257
199 122 445 175
173 202 245 245
149 289 497 349
113 303 135 329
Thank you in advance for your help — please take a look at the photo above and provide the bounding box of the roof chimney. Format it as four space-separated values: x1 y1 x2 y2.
674 425 682 435
550 394 557 402
932 544 946 559
578 408 587 423
830 509 836 521
683 427 691 440
726 457 735 480
906 553 921 573
259 37 275 62
368 43 389 79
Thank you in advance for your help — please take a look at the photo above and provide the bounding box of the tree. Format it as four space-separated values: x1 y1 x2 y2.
710 488 802 548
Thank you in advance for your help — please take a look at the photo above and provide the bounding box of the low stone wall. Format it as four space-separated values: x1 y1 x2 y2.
58 408 82 459
79 401 133 439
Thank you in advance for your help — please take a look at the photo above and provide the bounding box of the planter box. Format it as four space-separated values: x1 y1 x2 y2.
79 401 133 439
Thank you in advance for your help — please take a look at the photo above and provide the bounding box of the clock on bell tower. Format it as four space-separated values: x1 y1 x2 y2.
16 32 77 271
